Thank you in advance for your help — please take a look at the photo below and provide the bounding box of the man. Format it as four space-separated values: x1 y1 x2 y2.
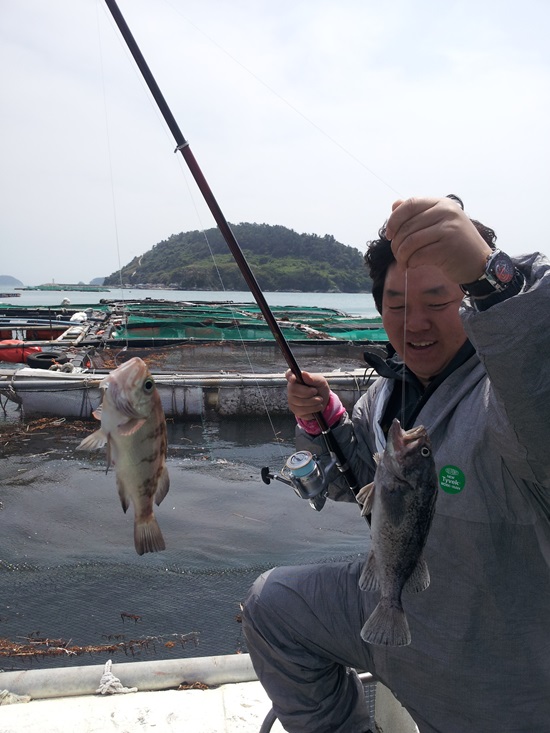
242 196 550 732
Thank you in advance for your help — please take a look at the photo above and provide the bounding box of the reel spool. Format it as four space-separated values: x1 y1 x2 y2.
261 450 337 511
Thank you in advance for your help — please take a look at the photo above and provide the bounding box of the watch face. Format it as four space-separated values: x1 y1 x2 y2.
491 252 515 285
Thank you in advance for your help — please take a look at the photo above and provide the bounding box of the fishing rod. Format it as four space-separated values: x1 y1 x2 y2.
103 0 363 508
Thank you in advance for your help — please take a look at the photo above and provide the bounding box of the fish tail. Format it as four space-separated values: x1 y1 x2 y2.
360 599 411 647
134 516 166 555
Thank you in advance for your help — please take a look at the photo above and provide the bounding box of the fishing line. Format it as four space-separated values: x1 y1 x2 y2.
95 5 124 297
160 0 402 197
99 0 292 459
95 3 130 365
401 267 408 424
173 154 289 461
103 0 364 499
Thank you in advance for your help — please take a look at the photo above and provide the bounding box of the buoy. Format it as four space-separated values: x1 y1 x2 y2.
0 340 42 364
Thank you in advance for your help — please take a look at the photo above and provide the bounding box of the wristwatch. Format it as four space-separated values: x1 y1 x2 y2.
460 249 516 297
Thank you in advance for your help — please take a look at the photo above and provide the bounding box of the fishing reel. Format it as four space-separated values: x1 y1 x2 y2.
261 451 337 512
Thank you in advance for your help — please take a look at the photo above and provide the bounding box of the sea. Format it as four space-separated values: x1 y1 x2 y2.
0 286 379 317
0 289 373 671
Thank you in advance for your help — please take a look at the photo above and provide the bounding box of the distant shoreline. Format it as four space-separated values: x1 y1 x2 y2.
17 285 110 293
0 288 379 318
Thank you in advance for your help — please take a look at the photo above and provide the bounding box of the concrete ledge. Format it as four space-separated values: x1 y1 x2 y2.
0 653 257 700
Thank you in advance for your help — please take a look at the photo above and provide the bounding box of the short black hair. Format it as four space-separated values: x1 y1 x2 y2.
363 195 497 313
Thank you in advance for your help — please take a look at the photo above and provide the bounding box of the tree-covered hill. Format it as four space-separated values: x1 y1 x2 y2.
103 223 372 293
0 275 24 286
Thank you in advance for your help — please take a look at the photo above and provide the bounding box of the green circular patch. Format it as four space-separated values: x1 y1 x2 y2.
439 465 466 494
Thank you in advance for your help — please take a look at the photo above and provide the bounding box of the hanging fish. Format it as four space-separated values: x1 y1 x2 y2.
77 357 169 555
357 419 438 646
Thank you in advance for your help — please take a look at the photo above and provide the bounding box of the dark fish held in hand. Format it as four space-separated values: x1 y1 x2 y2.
357 419 438 646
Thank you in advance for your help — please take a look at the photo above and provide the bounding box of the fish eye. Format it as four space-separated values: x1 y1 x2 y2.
143 378 155 393
420 446 431 457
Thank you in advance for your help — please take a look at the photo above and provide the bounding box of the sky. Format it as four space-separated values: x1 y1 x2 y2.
1 0 549 286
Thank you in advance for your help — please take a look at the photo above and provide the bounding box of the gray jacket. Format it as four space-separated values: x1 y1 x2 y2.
296 252 550 729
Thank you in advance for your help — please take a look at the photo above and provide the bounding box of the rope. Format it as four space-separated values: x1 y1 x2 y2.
0 689 31 705
96 659 138 695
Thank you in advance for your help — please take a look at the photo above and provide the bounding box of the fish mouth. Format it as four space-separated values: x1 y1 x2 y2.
101 358 151 419
387 419 428 454
102 381 144 419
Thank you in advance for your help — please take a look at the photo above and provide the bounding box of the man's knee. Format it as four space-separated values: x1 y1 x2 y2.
241 567 278 639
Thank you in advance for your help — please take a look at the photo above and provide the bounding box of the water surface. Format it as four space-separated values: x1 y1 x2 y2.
0 415 369 670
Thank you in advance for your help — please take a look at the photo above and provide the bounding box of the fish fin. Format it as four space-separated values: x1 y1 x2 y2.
134 516 166 555
373 452 382 465
92 405 102 421
358 551 379 591
116 477 130 514
76 429 107 451
356 481 375 516
105 436 113 472
403 556 430 593
117 418 146 437
155 466 170 506
361 599 411 647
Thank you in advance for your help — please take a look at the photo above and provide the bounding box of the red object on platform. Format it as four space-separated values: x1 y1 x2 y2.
0 340 43 364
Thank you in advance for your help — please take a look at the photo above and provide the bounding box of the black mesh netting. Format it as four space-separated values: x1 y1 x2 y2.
0 562 260 669
0 415 369 671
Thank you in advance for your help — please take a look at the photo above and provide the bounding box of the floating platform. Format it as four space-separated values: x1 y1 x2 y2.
0 300 387 356
0 366 376 419
0 653 418 733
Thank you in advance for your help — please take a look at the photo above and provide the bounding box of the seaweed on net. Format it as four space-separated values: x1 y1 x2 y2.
0 631 199 660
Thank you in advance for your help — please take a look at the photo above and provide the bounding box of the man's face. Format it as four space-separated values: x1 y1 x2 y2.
382 262 467 385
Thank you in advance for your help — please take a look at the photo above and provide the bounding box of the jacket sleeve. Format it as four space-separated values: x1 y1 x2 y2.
461 252 550 485
294 381 382 503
